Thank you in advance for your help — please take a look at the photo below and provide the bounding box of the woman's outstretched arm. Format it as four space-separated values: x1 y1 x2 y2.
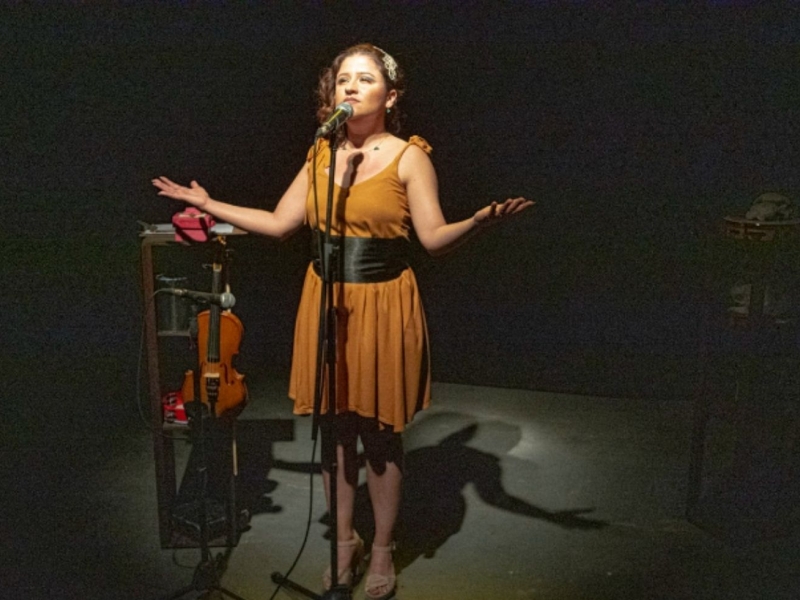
401 145 534 256
152 163 309 241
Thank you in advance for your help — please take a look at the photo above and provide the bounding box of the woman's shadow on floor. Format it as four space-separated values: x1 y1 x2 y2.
343 410 608 574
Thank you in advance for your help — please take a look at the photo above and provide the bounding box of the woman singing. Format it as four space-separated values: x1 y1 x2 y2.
153 42 532 599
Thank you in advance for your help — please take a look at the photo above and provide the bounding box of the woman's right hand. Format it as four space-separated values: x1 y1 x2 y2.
152 176 210 208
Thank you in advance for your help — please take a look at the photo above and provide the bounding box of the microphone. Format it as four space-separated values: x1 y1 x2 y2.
315 102 354 138
160 288 236 309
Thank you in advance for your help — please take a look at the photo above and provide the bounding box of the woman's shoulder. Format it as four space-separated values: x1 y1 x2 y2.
396 135 436 184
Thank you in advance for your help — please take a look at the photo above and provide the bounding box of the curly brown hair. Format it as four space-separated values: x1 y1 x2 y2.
316 43 406 137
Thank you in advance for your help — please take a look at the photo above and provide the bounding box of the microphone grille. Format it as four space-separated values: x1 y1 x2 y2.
221 292 236 309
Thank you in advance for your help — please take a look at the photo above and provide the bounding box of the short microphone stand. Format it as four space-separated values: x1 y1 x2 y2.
272 132 352 600
160 245 249 600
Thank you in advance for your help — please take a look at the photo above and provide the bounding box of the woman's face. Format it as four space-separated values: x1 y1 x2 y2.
334 54 396 121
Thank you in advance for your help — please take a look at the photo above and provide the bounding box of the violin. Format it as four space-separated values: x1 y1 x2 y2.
182 237 247 416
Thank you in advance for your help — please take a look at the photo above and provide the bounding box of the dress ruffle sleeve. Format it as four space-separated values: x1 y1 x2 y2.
306 138 328 162
407 135 432 154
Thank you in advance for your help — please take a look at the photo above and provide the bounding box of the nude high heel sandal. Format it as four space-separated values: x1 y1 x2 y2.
322 531 365 591
365 543 397 600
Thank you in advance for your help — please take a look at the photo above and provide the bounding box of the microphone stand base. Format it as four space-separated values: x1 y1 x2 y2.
270 572 353 600
161 553 249 600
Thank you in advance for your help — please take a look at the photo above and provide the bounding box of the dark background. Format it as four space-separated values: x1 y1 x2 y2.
4 2 800 438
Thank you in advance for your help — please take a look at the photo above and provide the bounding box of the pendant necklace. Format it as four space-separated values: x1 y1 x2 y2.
345 134 389 152
369 134 389 151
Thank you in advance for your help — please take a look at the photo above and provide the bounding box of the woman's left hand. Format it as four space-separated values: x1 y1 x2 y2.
473 197 535 227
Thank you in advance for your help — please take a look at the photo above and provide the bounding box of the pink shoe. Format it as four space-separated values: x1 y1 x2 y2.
365 544 396 600
322 532 365 591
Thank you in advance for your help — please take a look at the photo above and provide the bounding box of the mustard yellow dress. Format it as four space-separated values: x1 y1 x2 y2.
288 136 432 432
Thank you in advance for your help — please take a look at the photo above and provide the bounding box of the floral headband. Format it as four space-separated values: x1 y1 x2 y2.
373 46 398 82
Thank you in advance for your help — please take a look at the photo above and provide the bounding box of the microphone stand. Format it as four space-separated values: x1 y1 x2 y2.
272 132 352 600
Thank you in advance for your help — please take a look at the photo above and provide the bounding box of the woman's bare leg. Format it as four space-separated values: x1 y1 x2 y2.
321 423 362 588
365 458 401 595
322 442 359 541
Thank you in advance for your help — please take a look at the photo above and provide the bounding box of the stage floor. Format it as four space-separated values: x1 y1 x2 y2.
4 375 799 600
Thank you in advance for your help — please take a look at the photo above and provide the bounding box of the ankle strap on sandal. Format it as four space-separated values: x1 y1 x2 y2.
338 532 363 547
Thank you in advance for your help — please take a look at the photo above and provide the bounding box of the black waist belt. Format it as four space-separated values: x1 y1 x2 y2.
311 235 410 283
